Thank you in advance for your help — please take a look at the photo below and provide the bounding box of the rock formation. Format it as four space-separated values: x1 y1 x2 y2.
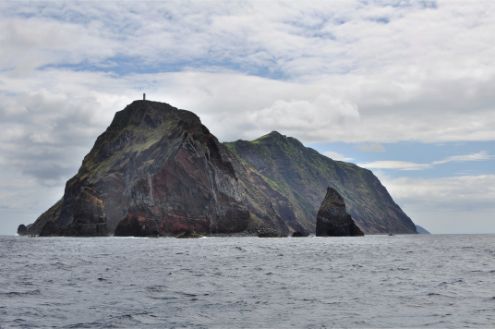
21 101 251 236
19 100 417 237
17 224 27 236
315 187 364 236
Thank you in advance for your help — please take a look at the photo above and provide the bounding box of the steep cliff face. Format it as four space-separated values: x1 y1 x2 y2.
20 100 417 236
225 131 417 234
24 101 250 236
315 187 363 236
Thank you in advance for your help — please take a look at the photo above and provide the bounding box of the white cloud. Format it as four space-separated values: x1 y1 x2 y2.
1 1 494 80
433 151 492 165
249 95 360 139
382 174 495 207
360 160 430 171
323 151 353 162
0 17 117 74
356 143 385 153
361 151 492 171
377 174 495 233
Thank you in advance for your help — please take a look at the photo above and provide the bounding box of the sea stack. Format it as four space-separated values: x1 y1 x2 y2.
316 187 364 236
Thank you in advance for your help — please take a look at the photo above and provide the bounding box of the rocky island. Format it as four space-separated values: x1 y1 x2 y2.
19 100 417 237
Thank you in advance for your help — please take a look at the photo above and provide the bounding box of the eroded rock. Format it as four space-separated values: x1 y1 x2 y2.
316 187 364 236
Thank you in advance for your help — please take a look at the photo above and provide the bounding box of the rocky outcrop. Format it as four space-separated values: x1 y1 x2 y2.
17 224 28 236
21 100 416 236
316 187 364 236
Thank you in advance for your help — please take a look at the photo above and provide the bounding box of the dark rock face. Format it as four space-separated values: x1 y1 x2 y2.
256 226 282 237
291 231 309 237
176 231 203 238
23 101 251 237
114 216 158 236
17 224 28 236
316 187 364 236
21 100 416 236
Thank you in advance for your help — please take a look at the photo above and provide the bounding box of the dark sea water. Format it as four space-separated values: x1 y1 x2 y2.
1 235 495 328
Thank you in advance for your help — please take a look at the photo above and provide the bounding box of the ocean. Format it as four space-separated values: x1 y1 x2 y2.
1 234 494 328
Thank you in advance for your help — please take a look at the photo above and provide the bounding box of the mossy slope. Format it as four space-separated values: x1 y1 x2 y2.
225 131 416 234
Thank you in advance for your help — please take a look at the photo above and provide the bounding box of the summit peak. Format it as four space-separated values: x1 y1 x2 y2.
256 130 286 142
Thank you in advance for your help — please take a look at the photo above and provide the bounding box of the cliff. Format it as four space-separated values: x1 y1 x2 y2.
23 101 250 236
225 131 417 234
19 100 417 236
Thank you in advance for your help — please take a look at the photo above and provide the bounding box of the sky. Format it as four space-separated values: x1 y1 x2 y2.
0 0 494 235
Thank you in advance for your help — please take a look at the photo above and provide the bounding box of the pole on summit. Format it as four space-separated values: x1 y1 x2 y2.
143 93 146 101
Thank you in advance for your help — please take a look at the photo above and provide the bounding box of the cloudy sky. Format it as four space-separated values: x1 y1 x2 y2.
1 0 494 234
